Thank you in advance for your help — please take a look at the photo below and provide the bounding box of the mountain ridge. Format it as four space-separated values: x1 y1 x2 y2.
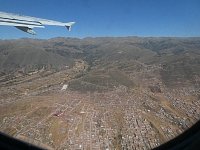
0 37 199 90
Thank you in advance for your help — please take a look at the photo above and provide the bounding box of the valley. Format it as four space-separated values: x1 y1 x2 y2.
0 37 199 149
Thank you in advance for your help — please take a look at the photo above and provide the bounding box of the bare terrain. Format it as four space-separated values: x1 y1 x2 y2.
0 37 200 149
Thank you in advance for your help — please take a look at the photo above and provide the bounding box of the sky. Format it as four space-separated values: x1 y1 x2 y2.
0 0 200 39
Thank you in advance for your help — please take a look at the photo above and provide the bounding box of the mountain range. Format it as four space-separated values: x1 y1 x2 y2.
0 37 199 90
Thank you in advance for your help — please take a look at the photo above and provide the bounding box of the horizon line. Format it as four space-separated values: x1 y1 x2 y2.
1 35 200 40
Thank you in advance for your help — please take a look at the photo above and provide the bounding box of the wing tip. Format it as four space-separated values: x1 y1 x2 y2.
65 22 75 31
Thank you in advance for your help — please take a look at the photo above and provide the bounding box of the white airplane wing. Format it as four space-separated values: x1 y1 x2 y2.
0 11 75 35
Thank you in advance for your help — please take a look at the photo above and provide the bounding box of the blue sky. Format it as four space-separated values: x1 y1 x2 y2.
0 0 200 39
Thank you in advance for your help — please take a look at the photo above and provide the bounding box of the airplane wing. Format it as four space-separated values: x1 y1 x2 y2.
0 11 75 35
